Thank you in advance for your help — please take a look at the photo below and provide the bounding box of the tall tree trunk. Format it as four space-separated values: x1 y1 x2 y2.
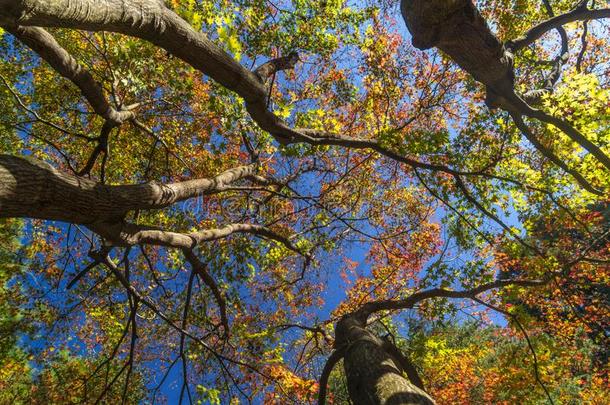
335 315 435 405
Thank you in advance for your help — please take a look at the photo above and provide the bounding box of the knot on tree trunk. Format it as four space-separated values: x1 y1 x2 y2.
254 52 300 82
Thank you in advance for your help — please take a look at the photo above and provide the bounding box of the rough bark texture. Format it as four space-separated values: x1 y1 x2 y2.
400 0 515 109
335 315 435 405
0 0 265 100
4 0 608 176
0 154 255 225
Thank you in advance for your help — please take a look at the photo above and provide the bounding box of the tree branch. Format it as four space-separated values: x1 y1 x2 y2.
6 25 134 125
317 345 349 405
0 154 256 224
357 278 548 319
382 339 426 391
510 114 602 195
254 52 299 81
183 250 230 335
509 6 610 51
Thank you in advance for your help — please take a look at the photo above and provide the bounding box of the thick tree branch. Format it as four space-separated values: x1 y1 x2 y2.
332 312 435 404
254 52 299 81
400 0 610 184
92 222 305 254
0 0 277 135
0 154 256 224
317 345 349 405
4 0 607 189
576 18 589 72
401 0 515 105
0 1 263 97
382 339 426 391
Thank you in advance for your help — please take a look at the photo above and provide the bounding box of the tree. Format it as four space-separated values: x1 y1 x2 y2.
0 0 608 403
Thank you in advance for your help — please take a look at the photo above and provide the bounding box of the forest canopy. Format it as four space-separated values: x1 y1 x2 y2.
0 0 608 404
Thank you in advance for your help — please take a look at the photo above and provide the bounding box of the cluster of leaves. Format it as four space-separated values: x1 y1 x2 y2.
0 219 145 403
408 321 607 404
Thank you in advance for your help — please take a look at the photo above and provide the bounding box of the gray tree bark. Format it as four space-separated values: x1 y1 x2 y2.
335 315 435 405
0 154 255 224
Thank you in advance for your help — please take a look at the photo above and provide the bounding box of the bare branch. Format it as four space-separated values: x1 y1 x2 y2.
576 19 589 72
0 72 92 140
93 222 302 252
317 346 349 405
183 250 230 335
78 121 113 177
0 154 256 224
357 278 548 319
509 6 610 51
179 270 196 405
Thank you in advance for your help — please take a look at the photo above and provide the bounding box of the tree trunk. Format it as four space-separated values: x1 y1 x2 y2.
400 0 515 109
335 315 435 405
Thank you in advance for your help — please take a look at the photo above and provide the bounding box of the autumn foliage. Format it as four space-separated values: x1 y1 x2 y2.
0 0 609 404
